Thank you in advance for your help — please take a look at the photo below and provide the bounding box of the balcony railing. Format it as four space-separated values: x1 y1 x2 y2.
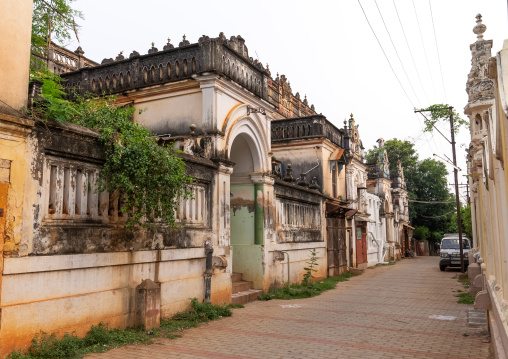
271 115 344 147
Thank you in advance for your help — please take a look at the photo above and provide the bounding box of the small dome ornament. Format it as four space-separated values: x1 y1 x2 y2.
473 13 487 40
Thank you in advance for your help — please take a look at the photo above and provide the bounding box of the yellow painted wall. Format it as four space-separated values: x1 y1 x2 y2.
0 0 33 112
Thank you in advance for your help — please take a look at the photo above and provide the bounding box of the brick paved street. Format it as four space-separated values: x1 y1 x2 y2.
87 257 490 359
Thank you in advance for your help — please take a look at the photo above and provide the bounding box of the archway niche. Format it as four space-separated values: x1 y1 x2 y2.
229 130 264 286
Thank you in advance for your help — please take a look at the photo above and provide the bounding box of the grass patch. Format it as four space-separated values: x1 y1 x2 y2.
8 298 235 359
455 276 474 304
165 334 182 340
457 292 475 304
259 272 355 301
227 303 244 309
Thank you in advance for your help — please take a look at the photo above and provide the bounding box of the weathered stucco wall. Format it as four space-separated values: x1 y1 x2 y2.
0 120 232 356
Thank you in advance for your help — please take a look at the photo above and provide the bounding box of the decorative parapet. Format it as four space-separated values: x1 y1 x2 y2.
271 115 344 148
33 41 98 74
267 74 317 118
61 33 269 101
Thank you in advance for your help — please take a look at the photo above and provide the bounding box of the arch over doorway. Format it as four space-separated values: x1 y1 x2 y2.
227 117 268 288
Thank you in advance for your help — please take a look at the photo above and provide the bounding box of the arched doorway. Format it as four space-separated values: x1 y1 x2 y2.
228 129 266 287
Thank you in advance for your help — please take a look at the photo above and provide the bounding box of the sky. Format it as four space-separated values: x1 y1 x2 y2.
64 0 508 202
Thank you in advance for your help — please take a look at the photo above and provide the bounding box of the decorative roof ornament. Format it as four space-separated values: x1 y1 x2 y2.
163 37 174 50
74 46 84 56
309 177 321 192
473 13 487 40
148 42 158 54
283 163 295 183
266 63 271 76
115 51 124 61
179 34 190 47
349 113 355 129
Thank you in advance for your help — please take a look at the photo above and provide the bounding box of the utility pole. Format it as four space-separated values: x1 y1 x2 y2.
415 106 465 273
449 107 465 273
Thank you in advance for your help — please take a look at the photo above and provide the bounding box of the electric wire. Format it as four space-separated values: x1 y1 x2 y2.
412 0 438 103
420 210 455 219
393 0 430 105
358 0 436 156
409 199 455 204
358 0 415 108
428 0 447 103
374 0 421 106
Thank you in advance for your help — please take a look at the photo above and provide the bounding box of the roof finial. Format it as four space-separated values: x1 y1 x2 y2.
152 42 154 47
350 113 354 118
473 13 487 40
167 37 171 43
183 34 187 41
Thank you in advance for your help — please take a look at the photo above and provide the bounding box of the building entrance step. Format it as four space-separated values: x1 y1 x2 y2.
231 289 263 305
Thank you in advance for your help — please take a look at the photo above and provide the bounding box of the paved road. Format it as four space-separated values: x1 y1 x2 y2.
87 257 490 359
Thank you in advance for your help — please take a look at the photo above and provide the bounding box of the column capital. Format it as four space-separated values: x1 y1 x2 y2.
250 173 274 185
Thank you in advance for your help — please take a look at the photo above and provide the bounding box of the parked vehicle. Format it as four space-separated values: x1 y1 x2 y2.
439 235 471 271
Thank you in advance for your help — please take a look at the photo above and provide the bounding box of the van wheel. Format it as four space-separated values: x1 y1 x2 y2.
440 264 446 271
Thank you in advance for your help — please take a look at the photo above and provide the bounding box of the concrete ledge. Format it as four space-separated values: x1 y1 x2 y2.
489 310 508 359
4 248 210 274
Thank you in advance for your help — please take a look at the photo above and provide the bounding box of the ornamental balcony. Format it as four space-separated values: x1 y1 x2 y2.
271 115 345 148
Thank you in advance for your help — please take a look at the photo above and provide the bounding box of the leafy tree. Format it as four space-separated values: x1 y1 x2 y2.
413 226 431 241
366 139 455 239
416 104 469 134
365 138 418 174
411 159 455 232
448 204 473 239
31 0 83 80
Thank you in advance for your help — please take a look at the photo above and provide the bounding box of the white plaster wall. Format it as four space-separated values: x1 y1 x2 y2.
132 88 202 135
0 248 231 356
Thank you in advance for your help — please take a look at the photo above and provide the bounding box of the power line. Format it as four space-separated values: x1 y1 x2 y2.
358 0 415 108
421 210 455 219
393 0 430 105
412 0 438 103
428 0 447 103
409 199 455 204
374 0 421 105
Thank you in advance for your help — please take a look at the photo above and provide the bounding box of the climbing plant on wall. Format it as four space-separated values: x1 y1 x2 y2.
29 0 193 228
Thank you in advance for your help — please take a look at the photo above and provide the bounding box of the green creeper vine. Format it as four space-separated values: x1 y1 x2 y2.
30 78 193 228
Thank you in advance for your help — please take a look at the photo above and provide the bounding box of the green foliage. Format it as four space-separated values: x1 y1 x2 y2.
365 138 418 173
29 86 193 228
456 292 475 304
259 272 355 300
366 139 456 233
448 204 473 239
31 0 83 70
227 303 245 309
30 2 195 228
413 226 431 241
172 298 232 322
8 298 234 358
411 159 455 233
302 248 318 285
417 104 469 134
8 323 150 359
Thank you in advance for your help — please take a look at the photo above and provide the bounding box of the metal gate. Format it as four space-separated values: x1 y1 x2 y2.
326 218 347 276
